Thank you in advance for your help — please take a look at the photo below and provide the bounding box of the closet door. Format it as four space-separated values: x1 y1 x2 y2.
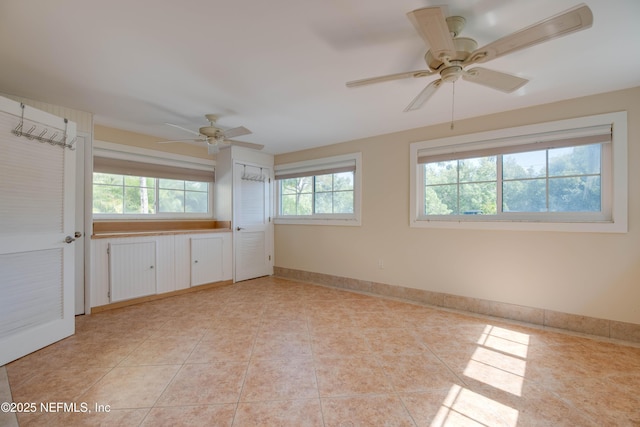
234 163 273 282
0 97 77 365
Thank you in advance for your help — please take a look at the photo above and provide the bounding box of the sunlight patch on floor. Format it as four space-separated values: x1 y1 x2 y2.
463 325 531 396
430 384 519 426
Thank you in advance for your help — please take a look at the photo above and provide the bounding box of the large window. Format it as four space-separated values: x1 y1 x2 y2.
423 144 602 216
93 141 215 218
410 112 627 232
275 153 361 225
93 174 209 214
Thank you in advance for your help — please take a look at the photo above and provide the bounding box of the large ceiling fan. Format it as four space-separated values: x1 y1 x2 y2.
346 4 593 111
161 114 263 154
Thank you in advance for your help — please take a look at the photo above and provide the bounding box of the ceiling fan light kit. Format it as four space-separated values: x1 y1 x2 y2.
346 3 593 112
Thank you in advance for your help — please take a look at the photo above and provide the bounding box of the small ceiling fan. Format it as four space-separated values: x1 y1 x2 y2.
346 3 593 112
161 114 263 154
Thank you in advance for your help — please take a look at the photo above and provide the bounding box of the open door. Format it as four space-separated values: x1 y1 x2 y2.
234 162 273 282
0 97 77 366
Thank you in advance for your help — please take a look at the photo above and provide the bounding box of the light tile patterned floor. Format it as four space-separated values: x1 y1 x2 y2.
5 276 640 426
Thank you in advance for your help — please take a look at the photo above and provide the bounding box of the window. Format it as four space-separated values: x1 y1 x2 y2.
275 153 361 225
410 112 627 232
92 141 215 218
92 173 210 214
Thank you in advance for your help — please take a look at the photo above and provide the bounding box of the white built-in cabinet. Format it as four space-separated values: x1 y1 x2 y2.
91 232 231 307
108 241 157 302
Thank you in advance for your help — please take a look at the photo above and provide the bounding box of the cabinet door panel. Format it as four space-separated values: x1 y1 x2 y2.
109 241 157 302
191 237 223 287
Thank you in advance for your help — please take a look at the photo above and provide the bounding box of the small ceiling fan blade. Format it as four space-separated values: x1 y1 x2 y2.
346 70 435 88
462 67 528 92
164 122 202 137
404 79 443 112
407 7 457 61
223 126 252 139
227 140 265 150
466 4 593 64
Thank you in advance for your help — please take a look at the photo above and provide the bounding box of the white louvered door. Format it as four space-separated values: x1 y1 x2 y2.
0 96 76 366
234 163 273 282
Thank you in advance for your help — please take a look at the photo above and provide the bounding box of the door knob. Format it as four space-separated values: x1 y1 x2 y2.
236 227 245 231
64 235 76 244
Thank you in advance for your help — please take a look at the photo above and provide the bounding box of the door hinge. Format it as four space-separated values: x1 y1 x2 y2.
268 216 271 222
107 290 110 298
107 247 110 255
268 255 271 261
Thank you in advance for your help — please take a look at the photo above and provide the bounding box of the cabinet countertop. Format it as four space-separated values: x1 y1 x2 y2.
91 228 232 239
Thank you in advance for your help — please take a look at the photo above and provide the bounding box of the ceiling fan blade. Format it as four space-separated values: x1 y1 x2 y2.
404 79 443 112
164 122 202 137
346 70 435 87
466 4 593 64
462 67 528 92
407 7 457 61
227 140 265 150
223 126 252 139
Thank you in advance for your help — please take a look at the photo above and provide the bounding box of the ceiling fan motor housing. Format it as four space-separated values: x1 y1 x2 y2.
425 37 478 70
199 125 221 138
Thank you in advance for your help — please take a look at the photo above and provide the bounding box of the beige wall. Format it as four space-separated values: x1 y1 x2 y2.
274 86 640 324
94 124 211 159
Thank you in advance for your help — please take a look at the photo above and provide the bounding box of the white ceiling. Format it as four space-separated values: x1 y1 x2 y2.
1 0 639 155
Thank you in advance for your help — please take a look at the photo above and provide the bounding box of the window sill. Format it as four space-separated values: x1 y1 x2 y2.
274 217 361 226
410 218 626 233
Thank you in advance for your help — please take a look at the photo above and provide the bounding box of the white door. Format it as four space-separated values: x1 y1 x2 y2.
0 97 76 366
234 163 273 282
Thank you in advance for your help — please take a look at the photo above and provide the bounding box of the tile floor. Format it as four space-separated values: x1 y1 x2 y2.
4 276 640 426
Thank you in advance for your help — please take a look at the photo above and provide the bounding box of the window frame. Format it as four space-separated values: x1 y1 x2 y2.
410 112 627 233
274 152 362 226
92 140 215 220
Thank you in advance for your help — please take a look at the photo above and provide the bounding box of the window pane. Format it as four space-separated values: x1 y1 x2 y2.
93 173 122 185
503 151 546 179
503 179 546 212
425 161 457 185
315 192 332 214
549 176 601 212
281 194 299 215
159 179 184 190
185 181 207 191
297 194 313 215
425 184 457 215
124 186 155 214
185 191 208 213
124 175 155 187
159 189 184 212
93 185 123 213
315 174 333 192
334 191 354 214
549 144 601 176
281 178 299 195
459 156 496 182
460 182 496 214
334 172 354 191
